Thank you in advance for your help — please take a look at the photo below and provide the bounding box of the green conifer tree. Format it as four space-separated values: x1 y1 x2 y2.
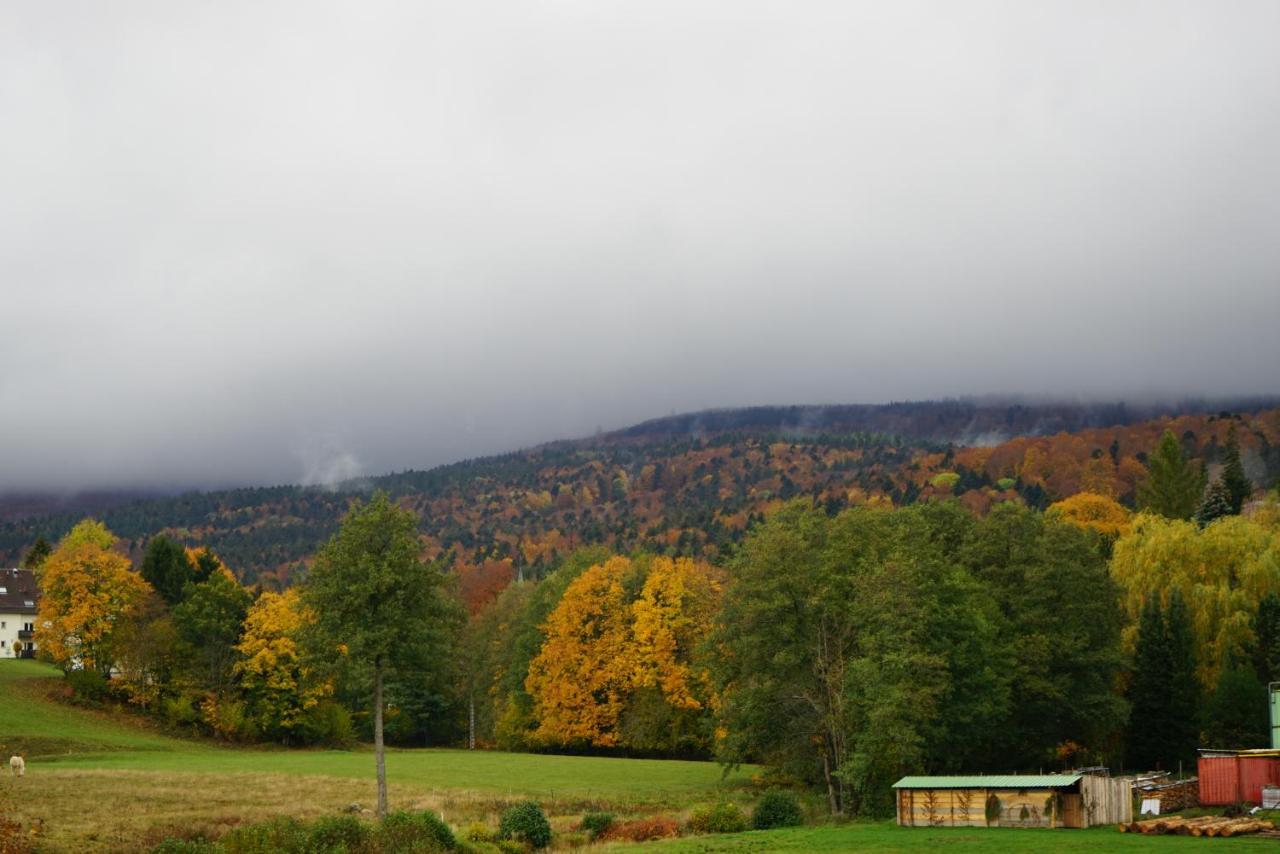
1220 424 1252 514
1195 478 1233 527
21 536 52 570
1138 431 1205 520
1163 591 1200 766
1253 593 1280 686
1204 661 1268 749
1126 596 1169 770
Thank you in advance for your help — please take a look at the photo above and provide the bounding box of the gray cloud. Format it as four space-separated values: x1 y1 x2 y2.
2 1 1279 491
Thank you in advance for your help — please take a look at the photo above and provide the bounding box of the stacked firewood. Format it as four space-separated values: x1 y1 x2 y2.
1136 778 1199 812
1118 816 1275 837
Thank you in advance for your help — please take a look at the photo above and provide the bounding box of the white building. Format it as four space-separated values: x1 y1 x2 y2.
0 567 39 659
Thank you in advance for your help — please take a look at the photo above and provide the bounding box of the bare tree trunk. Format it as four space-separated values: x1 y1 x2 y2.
374 661 387 817
822 749 840 816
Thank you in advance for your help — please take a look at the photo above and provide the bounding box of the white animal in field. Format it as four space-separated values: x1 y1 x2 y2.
9 755 24 777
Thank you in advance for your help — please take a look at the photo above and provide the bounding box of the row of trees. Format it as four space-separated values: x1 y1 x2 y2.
30 494 461 817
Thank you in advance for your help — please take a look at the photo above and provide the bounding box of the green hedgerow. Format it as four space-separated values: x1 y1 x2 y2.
498 802 552 850
688 802 748 834
577 811 614 839
752 790 803 830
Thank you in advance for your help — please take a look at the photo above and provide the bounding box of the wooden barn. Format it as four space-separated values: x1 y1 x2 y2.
894 774 1132 829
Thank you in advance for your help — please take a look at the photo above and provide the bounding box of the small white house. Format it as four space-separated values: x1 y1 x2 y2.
0 567 39 659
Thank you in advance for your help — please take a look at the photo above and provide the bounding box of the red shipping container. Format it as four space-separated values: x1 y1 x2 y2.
1240 757 1280 804
1199 755 1280 805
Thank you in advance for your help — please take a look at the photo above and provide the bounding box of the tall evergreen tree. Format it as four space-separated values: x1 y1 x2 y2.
1126 596 1169 770
1204 661 1268 749
1254 593 1280 686
1221 424 1252 514
1138 430 1206 520
140 535 195 605
1164 591 1200 767
20 536 51 570
1195 478 1233 527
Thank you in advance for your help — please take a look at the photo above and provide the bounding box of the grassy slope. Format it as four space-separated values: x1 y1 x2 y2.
0 660 741 799
0 661 747 851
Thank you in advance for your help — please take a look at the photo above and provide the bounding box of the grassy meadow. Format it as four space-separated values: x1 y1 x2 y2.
0 660 747 850
2 659 1276 852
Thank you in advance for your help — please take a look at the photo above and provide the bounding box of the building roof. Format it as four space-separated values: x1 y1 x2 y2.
893 774 1083 789
0 567 39 614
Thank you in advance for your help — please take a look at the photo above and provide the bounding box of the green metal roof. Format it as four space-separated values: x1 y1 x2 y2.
893 775 1083 789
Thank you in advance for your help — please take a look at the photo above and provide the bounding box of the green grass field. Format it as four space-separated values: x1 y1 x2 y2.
2 660 1275 852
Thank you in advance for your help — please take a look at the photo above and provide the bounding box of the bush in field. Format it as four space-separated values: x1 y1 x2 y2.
600 817 680 842
687 802 747 834
299 700 356 747
577 812 614 839
498 801 552 850
66 669 112 704
219 817 308 854
463 821 496 843
377 810 457 851
306 815 371 852
752 790 803 830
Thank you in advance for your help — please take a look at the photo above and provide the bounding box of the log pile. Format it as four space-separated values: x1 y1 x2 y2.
1136 777 1199 812
1118 816 1275 837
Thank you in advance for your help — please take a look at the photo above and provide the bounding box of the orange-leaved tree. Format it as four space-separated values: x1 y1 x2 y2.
526 555 636 746
34 519 152 676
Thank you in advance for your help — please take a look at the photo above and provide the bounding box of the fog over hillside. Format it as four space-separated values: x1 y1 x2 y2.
3 1 1279 492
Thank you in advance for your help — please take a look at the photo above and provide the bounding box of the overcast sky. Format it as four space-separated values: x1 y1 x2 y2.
2 1 1279 492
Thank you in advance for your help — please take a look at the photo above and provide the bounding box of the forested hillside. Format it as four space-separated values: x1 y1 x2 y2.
3 399 1279 589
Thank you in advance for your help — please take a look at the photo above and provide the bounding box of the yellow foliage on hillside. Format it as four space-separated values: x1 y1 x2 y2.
1047 492 1132 539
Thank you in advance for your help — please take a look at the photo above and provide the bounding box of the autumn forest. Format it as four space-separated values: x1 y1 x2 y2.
12 399 1280 819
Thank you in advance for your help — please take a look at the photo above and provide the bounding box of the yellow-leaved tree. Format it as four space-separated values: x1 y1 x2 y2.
233 588 326 742
34 519 152 676
526 556 635 746
631 556 723 710
1111 511 1280 686
1047 492 1133 541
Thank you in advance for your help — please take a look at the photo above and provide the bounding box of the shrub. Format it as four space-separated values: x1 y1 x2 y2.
463 822 496 843
752 790 803 830
601 818 679 843
162 693 200 728
688 802 747 834
377 810 457 852
149 841 219 854
498 802 551 850
220 817 308 854
201 695 256 741
301 700 356 747
577 812 614 839
65 669 111 704
307 815 372 853
494 841 526 854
